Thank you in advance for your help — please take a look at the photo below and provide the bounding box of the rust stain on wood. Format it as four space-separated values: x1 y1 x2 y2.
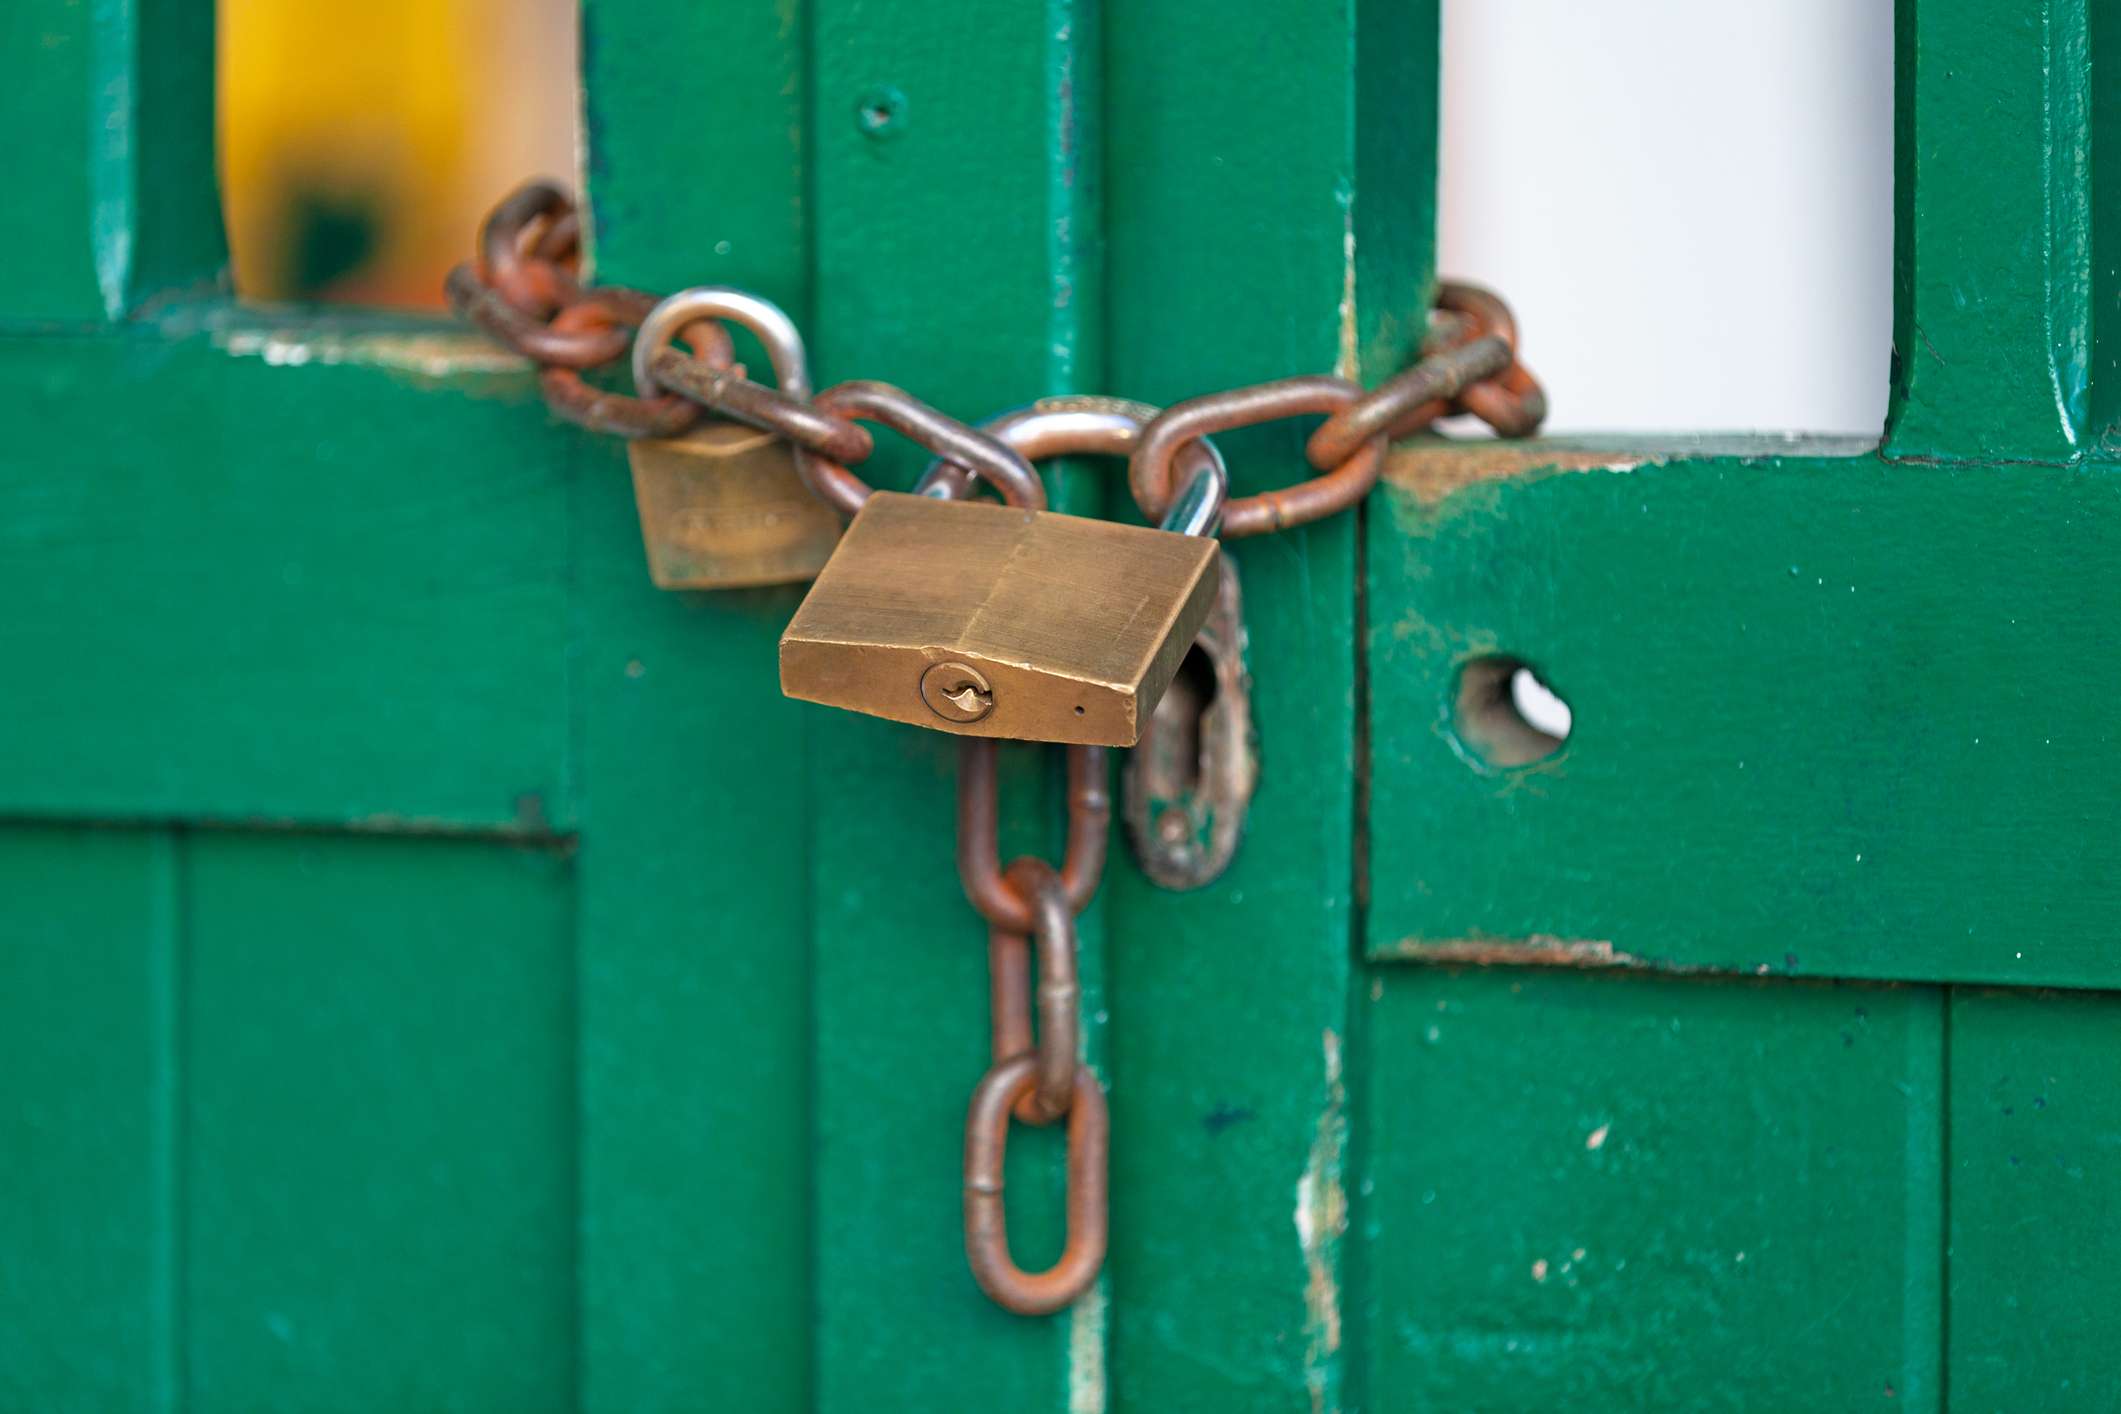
1378 934 1727 975
1383 433 1879 506
1384 443 1648 505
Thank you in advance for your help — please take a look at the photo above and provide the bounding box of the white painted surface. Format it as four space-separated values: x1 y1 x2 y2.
1438 0 1895 434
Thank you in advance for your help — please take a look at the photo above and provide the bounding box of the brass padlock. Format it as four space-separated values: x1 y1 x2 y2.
628 423 841 588
625 287 841 588
781 491 1218 746
780 396 1230 747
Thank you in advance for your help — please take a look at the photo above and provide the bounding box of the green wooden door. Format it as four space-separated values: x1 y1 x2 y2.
3 1 2113 1410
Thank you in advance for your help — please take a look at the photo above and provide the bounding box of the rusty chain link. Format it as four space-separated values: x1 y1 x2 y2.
446 185 726 440
954 738 1109 1314
453 183 1547 538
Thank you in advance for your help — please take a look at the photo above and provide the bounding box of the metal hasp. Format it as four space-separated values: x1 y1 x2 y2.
1123 556 1256 888
778 492 1221 747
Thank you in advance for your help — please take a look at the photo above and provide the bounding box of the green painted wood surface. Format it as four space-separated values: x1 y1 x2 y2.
2 0 2116 1408
0 826 178 1411
1 0 224 324
1885 0 2092 461
1366 446 2121 990
1099 0 1436 1403
0 827 575 1410
582 0 807 322
0 319 569 830
577 6 816 1408
1360 968 1945 1409
184 834 575 1410
573 438 815 1414
1947 988 2121 1408
2092 0 2121 444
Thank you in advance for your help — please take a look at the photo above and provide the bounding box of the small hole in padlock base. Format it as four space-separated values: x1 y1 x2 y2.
1074 706 1084 716
1453 656 1571 769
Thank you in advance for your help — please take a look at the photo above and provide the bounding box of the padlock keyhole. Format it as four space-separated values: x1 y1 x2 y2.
920 660 997 724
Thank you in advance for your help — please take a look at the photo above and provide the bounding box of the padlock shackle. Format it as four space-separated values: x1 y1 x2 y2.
1158 456 1226 538
914 396 1227 535
632 286 814 401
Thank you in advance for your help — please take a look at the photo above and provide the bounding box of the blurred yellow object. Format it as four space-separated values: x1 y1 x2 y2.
218 0 577 306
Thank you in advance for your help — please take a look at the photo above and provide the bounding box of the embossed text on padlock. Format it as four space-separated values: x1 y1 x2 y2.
778 491 1220 747
626 287 841 589
628 422 842 589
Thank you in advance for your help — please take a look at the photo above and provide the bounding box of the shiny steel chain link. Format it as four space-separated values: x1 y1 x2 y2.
450 183 1549 536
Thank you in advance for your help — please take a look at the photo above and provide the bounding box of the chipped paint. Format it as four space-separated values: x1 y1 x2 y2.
1295 1027 1346 1414
1383 434 1878 507
1334 216 1359 382
1067 1278 1107 1414
1377 934 1730 975
213 328 530 379
90 0 136 320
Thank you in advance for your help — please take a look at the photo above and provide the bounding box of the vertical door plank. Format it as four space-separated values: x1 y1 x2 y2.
577 5 817 1409
1947 988 2121 1408
2090 1 2121 440
185 834 574 1413
1362 968 1945 1410
1885 0 2090 462
804 2 1107 1408
1 0 101 318
0 0 223 323
580 0 807 317
0 825 179 1412
573 461 816 1414
1101 2 1436 1408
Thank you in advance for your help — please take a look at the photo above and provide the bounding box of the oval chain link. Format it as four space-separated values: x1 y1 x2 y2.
963 1055 1108 1315
956 734 1109 1310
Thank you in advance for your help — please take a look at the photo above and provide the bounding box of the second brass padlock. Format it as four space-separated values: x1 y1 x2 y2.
627 285 841 589
779 490 1220 747
628 424 841 589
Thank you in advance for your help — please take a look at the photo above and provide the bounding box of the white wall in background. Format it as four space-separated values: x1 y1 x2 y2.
1438 0 1895 434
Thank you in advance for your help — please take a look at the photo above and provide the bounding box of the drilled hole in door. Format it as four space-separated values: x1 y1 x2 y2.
1453 656 1571 768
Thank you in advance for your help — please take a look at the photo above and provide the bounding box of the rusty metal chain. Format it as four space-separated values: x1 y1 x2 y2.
453 183 1547 538
955 738 1111 1315
445 183 722 440
451 182 1547 1317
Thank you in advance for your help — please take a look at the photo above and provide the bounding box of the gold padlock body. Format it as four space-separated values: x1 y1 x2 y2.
627 421 842 589
779 491 1220 747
